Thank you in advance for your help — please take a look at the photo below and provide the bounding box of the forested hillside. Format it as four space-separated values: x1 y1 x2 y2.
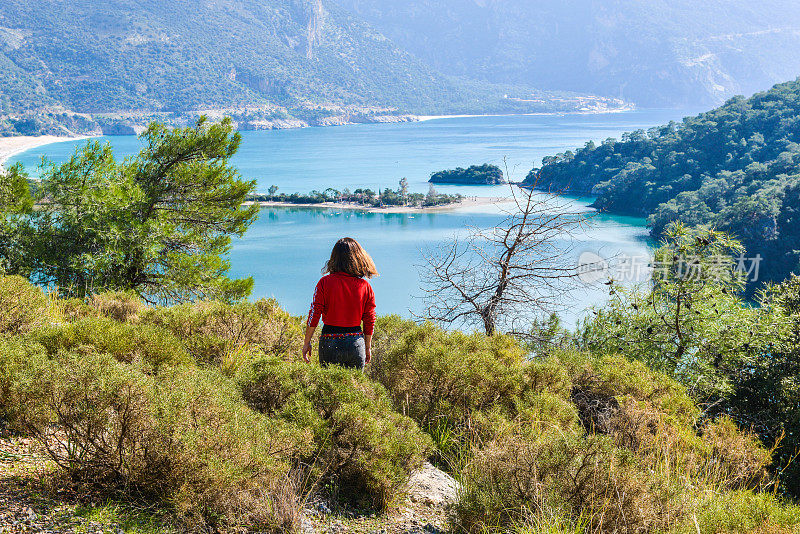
335 0 800 108
0 0 621 135
527 79 800 287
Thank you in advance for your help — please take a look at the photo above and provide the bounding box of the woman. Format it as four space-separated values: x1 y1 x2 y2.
302 237 377 370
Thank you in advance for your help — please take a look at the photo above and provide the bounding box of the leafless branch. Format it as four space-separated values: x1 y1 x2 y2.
418 164 590 336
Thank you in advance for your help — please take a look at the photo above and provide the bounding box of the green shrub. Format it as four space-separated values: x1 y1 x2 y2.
141 299 303 371
49 296 102 323
6 349 308 531
0 339 49 432
454 424 669 534
0 274 48 335
455 417 792 534
368 322 526 433
151 366 308 531
701 416 771 491
521 356 572 398
370 314 419 364
565 352 699 426
10 349 158 479
452 349 782 533
30 316 192 371
683 490 800 533
239 356 431 510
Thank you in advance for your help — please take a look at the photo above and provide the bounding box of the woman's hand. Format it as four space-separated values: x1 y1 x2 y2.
302 325 316 363
364 334 372 364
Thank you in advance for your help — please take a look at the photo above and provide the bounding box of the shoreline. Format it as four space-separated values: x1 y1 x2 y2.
416 106 636 122
244 196 509 213
0 135 97 171
0 106 640 169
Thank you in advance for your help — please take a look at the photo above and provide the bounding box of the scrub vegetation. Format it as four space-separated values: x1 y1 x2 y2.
1 263 799 532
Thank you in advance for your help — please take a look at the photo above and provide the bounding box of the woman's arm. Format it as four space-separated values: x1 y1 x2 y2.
362 284 376 364
304 278 325 363
302 325 316 363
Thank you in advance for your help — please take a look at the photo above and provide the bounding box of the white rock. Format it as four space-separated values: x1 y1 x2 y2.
406 463 459 507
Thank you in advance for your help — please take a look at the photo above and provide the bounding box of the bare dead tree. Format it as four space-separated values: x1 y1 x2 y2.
418 173 590 336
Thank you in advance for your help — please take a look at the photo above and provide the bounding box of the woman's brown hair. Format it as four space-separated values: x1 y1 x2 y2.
323 237 379 279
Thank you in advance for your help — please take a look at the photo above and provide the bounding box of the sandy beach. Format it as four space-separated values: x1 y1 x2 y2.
244 196 509 213
0 135 96 171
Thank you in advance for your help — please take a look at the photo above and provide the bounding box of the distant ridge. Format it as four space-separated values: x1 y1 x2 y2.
0 0 625 136
335 0 800 108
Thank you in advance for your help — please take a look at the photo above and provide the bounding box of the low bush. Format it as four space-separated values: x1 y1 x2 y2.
4 348 308 531
0 339 49 432
151 366 309 531
567 353 699 426
682 490 800 533
369 314 419 365
451 348 782 533
700 417 771 491
47 296 102 323
239 356 431 510
368 322 526 435
454 423 671 534
29 316 191 371
567 355 772 491
0 285 794 532
10 349 158 480
0 274 48 335
141 299 303 370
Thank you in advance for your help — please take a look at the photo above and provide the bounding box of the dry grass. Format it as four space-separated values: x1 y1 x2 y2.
90 291 146 322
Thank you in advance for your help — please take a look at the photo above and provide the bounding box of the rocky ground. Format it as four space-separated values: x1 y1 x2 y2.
300 463 457 534
0 437 458 534
0 436 108 533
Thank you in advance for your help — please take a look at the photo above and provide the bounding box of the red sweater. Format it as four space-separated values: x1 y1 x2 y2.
307 272 376 335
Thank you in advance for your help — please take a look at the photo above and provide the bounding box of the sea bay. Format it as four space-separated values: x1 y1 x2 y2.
11 110 689 327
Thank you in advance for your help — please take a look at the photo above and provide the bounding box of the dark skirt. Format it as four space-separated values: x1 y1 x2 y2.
318 331 366 370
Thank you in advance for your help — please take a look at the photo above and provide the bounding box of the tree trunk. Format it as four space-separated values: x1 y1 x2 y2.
481 307 496 336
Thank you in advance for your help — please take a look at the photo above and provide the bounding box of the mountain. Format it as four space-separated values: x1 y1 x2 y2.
526 78 800 287
334 0 800 108
0 0 624 136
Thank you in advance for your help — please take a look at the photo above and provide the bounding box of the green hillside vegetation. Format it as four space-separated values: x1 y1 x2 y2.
527 78 800 288
429 163 505 185
0 0 619 136
1 273 799 532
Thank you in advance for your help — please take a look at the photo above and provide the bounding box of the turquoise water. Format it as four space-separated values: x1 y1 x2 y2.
12 110 686 196
11 111 687 328
232 205 651 328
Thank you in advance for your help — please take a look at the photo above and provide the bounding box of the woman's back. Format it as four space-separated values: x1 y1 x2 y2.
308 272 376 332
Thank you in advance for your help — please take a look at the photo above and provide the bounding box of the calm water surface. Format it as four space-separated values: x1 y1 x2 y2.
12 111 688 328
